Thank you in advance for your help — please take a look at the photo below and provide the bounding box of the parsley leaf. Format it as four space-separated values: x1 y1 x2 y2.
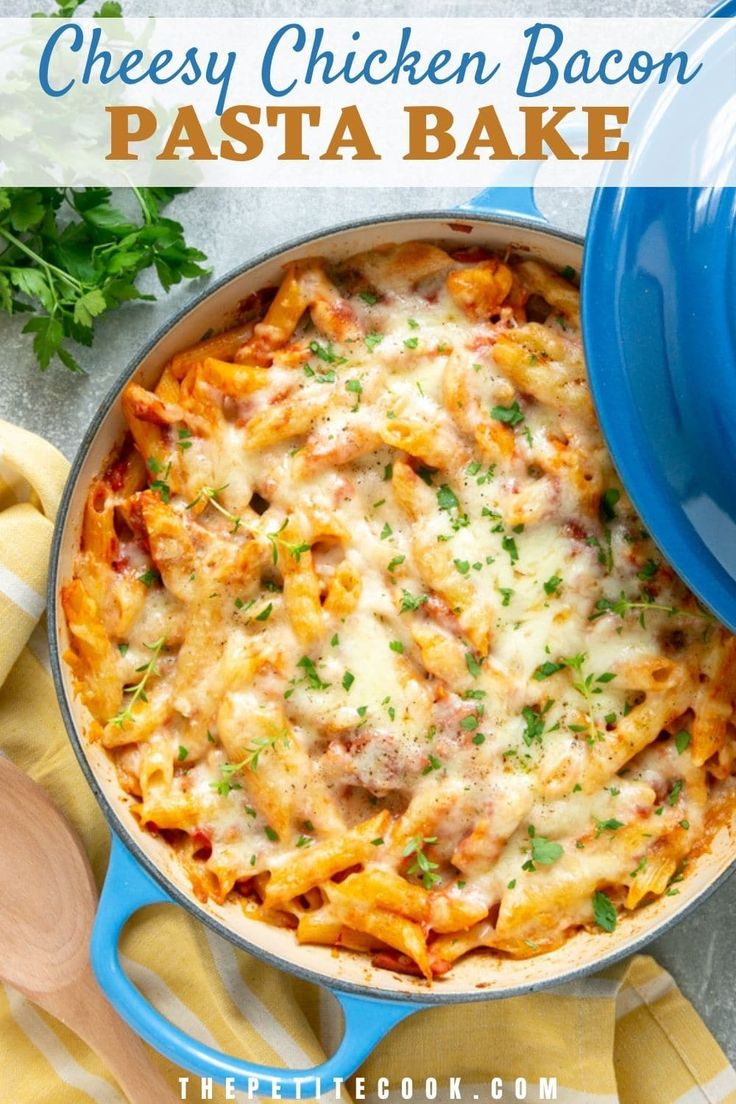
437 484 460 512
3 187 209 372
465 652 482 679
491 401 524 427
600 488 620 522
533 661 565 680
400 589 428 613
530 833 563 865
675 730 691 755
592 890 617 932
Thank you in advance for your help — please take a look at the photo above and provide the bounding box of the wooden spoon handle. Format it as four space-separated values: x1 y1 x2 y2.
36 966 178 1104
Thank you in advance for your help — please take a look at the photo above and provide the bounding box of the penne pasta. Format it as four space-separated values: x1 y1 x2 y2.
62 241 736 983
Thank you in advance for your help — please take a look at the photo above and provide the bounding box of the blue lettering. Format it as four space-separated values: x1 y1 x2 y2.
148 49 174 82
518 22 563 97
38 21 82 97
305 28 336 85
362 49 390 84
178 47 202 88
205 50 236 115
262 23 305 97
81 27 113 85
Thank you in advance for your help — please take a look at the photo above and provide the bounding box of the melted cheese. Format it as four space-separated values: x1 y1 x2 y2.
68 243 736 974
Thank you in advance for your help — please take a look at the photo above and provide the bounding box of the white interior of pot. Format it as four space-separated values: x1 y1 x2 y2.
53 215 736 1001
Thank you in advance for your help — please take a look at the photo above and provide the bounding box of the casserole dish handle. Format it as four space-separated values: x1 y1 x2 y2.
460 183 547 224
92 835 426 1097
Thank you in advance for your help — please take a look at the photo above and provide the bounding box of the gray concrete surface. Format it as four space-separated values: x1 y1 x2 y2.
1 0 733 1073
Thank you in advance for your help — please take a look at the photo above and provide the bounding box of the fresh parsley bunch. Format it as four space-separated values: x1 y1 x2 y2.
0 186 210 371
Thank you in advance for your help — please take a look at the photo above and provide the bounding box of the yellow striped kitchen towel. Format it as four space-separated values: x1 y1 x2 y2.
0 415 734 1104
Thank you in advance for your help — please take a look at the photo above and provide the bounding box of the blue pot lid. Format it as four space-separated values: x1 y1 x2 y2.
582 3 736 631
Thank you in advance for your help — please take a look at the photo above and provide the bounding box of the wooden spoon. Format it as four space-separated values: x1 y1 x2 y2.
0 755 177 1103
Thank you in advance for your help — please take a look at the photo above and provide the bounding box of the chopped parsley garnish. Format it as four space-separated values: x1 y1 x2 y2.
585 530 614 573
118 642 129 656
296 656 330 691
400 589 428 613
502 535 519 563
437 484 460 512
148 458 172 503
177 427 193 451
491 400 524 427
255 603 272 622
342 671 355 691
526 825 563 866
359 290 379 305
499 587 514 607
599 487 620 522
364 332 384 352
422 753 442 775
266 518 289 564
210 777 241 797
589 591 712 628
675 730 691 755
594 818 624 838
592 890 617 932
215 729 291 779
383 463 393 482
138 568 161 588
543 575 562 596
630 856 648 878
389 640 404 654
408 317 419 329
454 559 470 575
345 378 362 407
637 558 659 582
561 265 576 280
472 733 486 745
521 701 553 746
371 837 384 846
403 835 441 889
186 483 242 533
533 661 565 680
465 652 482 679
109 636 166 727
403 336 419 350
177 746 188 761
667 779 684 806
387 555 405 573
310 340 347 366
562 653 616 745
380 522 392 540
264 826 279 842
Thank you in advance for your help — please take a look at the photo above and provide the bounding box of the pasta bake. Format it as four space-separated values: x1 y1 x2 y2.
63 240 736 979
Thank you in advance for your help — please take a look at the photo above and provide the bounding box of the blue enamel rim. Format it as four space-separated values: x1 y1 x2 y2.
583 0 736 631
46 191 736 1089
